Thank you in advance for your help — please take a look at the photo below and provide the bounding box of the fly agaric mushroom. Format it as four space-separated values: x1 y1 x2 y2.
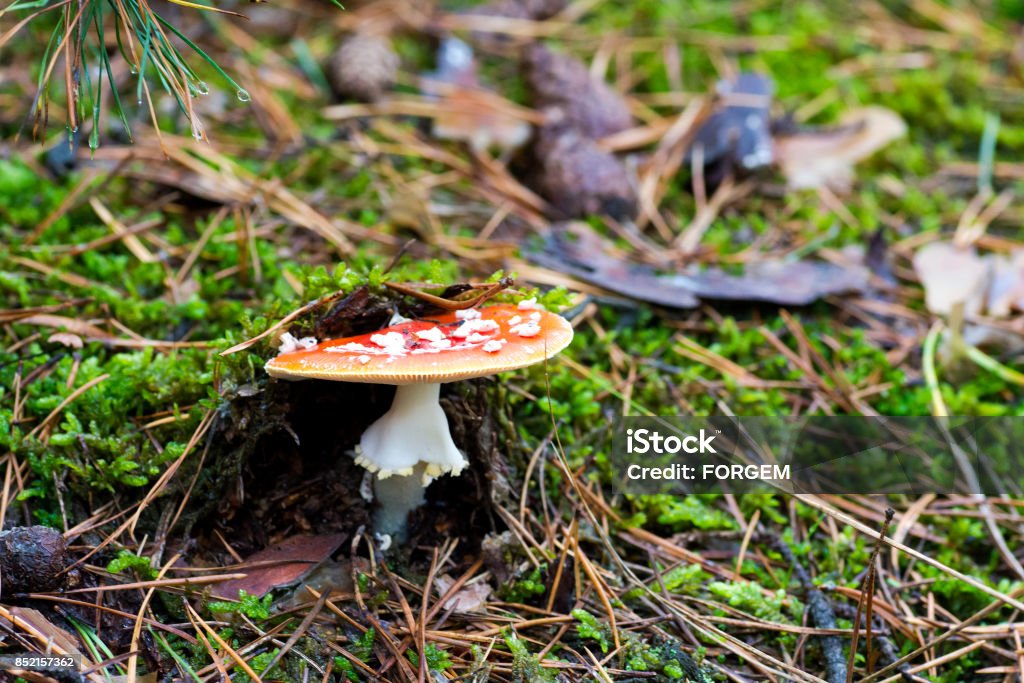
265 302 573 539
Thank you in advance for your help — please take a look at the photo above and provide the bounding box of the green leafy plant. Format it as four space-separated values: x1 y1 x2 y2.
333 656 360 682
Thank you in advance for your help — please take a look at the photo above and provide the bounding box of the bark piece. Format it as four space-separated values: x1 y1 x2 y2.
0 526 67 595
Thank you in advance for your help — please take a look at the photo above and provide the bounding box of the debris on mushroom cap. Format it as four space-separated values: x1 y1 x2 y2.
483 339 506 353
370 331 407 355
517 298 543 311
265 304 574 384
525 43 633 140
510 322 542 337
278 332 318 354
415 327 447 342
452 318 500 338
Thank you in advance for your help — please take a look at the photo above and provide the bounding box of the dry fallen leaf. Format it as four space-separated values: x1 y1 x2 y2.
667 259 870 305
913 241 1024 354
528 222 869 308
422 37 532 152
774 106 907 191
47 332 83 348
210 533 345 599
430 91 533 152
434 574 493 612
278 558 369 609
912 242 991 316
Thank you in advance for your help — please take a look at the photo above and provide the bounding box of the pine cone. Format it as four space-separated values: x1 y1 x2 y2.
525 44 632 140
327 34 399 103
532 109 636 219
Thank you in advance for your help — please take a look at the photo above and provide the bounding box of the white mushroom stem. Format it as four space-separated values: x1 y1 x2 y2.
354 383 467 538
373 463 430 539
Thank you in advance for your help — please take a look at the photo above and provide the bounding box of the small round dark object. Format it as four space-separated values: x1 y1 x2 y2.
0 525 68 595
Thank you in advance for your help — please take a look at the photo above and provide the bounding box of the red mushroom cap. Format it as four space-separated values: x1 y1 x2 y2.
265 303 573 384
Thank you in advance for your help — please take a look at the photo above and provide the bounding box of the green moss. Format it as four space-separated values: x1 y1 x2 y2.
406 643 453 672
631 494 736 532
499 563 549 604
233 648 281 683
353 627 376 662
571 609 611 653
106 550 159 580
503 631 556 683
208 591 274 620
